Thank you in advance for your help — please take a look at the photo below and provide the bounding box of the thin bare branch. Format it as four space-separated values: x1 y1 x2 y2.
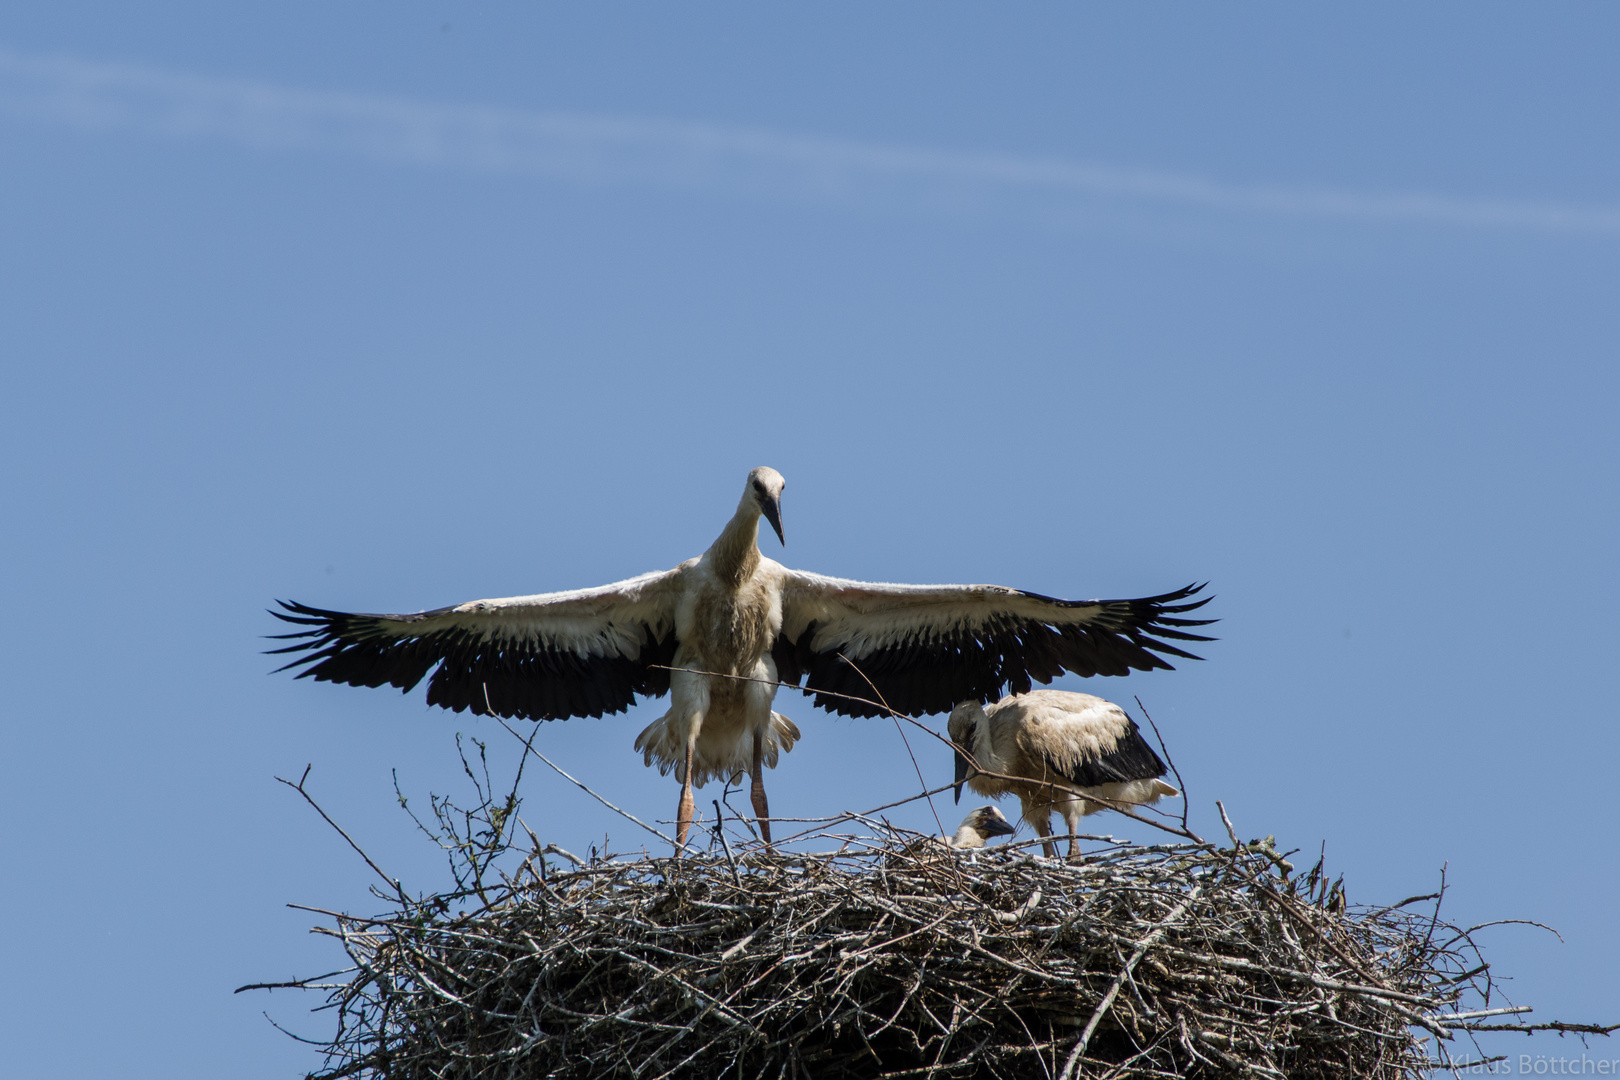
274 766 406 903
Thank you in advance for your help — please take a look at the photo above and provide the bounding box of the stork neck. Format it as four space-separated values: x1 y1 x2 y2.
967 709 996 771
707 506 762 586
949 825 984 850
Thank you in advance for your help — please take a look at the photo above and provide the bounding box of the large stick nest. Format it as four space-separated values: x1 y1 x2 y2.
279 823 1566 1080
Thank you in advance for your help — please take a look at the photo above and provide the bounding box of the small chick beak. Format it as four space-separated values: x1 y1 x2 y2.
981 813 1017 840
761 493 785 547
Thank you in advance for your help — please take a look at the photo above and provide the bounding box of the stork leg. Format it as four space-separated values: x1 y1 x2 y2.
1064 810 1083 862
676 737 697 853
1031 814 1057 860
749 727 773 850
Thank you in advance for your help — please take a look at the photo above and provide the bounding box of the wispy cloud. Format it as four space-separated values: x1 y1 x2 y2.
3 45 1618 235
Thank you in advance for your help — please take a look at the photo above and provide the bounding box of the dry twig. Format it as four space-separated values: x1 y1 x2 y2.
249 693 1614 1078
251 796 1614 1079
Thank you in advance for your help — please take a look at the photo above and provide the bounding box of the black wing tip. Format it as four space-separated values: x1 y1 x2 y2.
1141 583 1217 646
1144 583 1214 612
1154 616 1218 628
1137 638 1205 663
268 601 358 636
264 639 322 655
265 600 358 674
269 659 318 677
273 598 442 633
1139 581 1207 603
1147 629 1217 644
273 598 331 618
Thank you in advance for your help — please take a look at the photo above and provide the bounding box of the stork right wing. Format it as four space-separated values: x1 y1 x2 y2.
268 566 689 721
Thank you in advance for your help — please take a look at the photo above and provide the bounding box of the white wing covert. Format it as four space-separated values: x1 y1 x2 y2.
1013 695 1173 789
269 567 688 720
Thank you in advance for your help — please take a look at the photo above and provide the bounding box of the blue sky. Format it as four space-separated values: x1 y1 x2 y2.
1 4 1616 1076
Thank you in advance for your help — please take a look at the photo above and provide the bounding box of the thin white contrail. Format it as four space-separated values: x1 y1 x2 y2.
3 45 1618 235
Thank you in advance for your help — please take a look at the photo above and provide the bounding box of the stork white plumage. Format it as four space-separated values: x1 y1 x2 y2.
949 690 1180 860
271 468 1212 852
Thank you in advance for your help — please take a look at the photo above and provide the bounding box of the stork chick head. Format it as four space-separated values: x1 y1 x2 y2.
947 700 988 803
952 805 1016 849
744 466 786 547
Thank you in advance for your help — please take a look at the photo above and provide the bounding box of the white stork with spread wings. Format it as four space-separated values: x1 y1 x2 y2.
271 467 1213 850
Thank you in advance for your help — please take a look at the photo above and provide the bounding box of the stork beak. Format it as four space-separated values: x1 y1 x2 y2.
761 494 785 547
953 748 969 804
982 814 1017 839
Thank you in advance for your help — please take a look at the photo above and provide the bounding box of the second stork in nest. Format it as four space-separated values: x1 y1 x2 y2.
950 690 1181 860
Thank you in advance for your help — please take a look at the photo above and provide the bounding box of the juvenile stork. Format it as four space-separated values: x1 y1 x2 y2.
940 805 1018 851
949 690 1180 860
894 806 1017 864
271 468 1212 851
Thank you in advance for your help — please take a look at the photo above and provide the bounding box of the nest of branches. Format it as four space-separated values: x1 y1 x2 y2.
257 742 1609 1080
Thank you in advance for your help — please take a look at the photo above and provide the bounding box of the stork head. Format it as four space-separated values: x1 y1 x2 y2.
953 805 1016 849
947 701 987 804
745 466 786 547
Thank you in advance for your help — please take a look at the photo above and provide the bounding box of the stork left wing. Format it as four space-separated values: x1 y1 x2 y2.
776 574 1213 718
